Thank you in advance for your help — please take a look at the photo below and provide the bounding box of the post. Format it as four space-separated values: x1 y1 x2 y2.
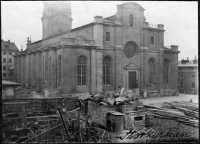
57 108 71 143
77 109 81 142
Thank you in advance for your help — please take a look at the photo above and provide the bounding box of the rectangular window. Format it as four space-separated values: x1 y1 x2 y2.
9 52 12 55
180 74 184 78
180 82 184 88
191 82 196 89
9 58 12 63
191 74 196 78
105 32 110 41
3 58 6 63
3 52 6 55
3 73 6 77
150 36 155 45
9 71 13 76
3 66 6 70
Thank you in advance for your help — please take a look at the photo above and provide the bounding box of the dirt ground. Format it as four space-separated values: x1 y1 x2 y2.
140 94 198 108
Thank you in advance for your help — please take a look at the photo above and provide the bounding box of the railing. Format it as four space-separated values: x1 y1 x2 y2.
22 122 66 143
148 24 158 28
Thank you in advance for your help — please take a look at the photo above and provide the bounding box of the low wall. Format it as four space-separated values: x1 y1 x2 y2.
148 89 179 97
15 89 35 98
146 113 199 139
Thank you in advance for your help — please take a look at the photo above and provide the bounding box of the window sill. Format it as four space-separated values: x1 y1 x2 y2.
77 85 88 87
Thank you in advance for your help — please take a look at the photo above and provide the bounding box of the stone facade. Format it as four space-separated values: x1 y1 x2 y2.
14 2 179 97
178 57 198 94
2 39 19 80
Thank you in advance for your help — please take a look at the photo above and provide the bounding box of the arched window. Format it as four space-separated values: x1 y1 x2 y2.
164 59 169 83
78 56 87 86
103 56 111 85
129 14 133 27
49 56 51 86
57 55 62 87
149 58 155 83
151 36 155 45
105 32 110 41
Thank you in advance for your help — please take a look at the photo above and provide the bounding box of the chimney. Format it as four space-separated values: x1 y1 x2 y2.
181 58 189 64
26 37 31 49
94 16 103 23
193 55 198 64
171 45 178 51
157 24 164 30
143 22 149 28
8 40 10 43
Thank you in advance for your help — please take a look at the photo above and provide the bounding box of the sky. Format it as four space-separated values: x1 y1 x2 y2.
1 1 198 61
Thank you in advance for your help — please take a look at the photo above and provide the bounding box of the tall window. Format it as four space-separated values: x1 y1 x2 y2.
3 58 6 63
180 82 184 88
3 66 6 70
151 36 155 45
78 56 87 86
105 32 110 41
9 58 12 63
191 82 196 89
103 56 111 85
164 59 169 83
3 52 6 55
129 14 133 27
149 58 155 83
58 55 62 87
49 57 51 86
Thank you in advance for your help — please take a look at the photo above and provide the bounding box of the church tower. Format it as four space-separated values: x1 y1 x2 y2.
41 1 72 39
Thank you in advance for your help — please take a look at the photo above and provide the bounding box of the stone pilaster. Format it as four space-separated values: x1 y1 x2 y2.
90 48 97 93
96 48 103 93
52 48 57 88
14 56 17 82
115 48 124 89
158 49 164 96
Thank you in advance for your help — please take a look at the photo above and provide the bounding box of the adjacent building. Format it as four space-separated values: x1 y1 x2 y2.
178 56 198 94
2 39 20 80
14 2 180 97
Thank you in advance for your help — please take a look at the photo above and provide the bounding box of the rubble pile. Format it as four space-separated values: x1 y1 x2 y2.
85 88 144 130
82 88 140 106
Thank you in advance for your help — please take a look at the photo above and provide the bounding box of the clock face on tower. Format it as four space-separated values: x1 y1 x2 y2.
124 41 139 59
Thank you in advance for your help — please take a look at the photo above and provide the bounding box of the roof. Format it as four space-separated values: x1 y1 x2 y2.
110 112 125 116
1 40 20 51
178 60 198 67
24 22 95 52
2 80 22 87
118 2 145 10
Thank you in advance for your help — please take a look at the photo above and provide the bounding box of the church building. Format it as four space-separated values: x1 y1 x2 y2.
14 2 180 97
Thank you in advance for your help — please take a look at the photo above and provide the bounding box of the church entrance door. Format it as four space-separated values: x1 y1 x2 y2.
128 71 137 90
